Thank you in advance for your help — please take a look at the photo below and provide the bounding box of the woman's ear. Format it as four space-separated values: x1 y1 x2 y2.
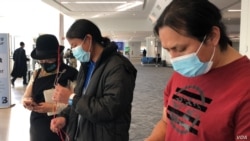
85 34 93 46
208 26 220 46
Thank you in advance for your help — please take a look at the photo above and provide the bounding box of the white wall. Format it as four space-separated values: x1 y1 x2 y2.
0 0 65 56
62 15 75 49
128 41 141 57
0 0 76 71
239 0 250 57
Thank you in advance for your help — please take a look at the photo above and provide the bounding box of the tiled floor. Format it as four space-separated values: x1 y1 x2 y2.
0 58 174 141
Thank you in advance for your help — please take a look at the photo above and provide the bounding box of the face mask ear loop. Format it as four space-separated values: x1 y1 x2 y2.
88 39 92 52
195 35 207 55
209 46 216 62
81 35 88 51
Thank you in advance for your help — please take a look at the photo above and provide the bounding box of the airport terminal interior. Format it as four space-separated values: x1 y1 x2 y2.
0 0 249 141
0 58 174 141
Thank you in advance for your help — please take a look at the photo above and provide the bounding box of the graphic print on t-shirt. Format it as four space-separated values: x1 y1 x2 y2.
167 85 212 135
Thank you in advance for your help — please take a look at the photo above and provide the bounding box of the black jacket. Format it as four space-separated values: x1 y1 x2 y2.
60 42 137 141
11 47 29 77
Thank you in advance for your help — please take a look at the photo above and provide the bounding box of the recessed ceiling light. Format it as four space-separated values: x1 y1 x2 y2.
116 1 143 11
228 9 241 12
91 14 101 18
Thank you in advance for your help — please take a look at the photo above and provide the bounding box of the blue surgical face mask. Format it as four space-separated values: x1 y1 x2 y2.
72 38 91 63
170 36 215 77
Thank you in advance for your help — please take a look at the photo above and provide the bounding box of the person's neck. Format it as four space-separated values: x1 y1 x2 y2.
214 46 242 68
39 69 56 77
91 44 104 62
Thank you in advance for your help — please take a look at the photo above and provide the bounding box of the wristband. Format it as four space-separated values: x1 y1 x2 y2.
68 93 75 106
68 99 73 106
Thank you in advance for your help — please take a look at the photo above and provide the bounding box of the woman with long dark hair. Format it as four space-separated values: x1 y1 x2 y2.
51 19 137 141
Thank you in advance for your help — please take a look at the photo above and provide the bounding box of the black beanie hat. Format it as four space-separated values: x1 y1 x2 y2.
31 34 64 60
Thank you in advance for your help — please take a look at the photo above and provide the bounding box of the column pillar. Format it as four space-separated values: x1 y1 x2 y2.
145 36 157 57
59 13 64 45
239 0 250 57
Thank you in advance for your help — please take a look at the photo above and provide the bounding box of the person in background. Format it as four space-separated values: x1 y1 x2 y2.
22 34 78 141
145 0 250 141
142 48 147 57
50 19 137 141
11 41 30 86
64 48 77 68
155 53 161 66
64 48 71 65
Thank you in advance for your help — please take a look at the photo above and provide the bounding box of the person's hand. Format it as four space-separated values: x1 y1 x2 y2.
22 97 37 111
53 84 72 104
32 102 54 113
50 117 66 133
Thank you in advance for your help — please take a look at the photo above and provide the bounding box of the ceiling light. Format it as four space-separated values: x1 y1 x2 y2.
148 14 157 23
61 2 70 4
91 14 101 18
116 1 143 11
228 9 241 12
61 1 127 4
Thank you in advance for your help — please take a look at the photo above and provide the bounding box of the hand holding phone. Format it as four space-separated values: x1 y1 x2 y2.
23 97 37 110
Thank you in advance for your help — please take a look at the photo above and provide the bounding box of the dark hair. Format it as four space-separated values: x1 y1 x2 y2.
154 0 231 51
20 42 25 47
66 19 111 47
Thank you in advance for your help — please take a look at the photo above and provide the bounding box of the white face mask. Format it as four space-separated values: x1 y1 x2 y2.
170 36 215 77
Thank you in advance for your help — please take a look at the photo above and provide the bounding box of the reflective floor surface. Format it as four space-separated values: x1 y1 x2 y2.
0 80 30 141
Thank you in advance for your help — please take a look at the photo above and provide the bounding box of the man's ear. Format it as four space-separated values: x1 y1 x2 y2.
207 26 220 46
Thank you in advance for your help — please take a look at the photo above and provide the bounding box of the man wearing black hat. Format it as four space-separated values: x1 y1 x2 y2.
22 34 78 141
11 41 30 86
